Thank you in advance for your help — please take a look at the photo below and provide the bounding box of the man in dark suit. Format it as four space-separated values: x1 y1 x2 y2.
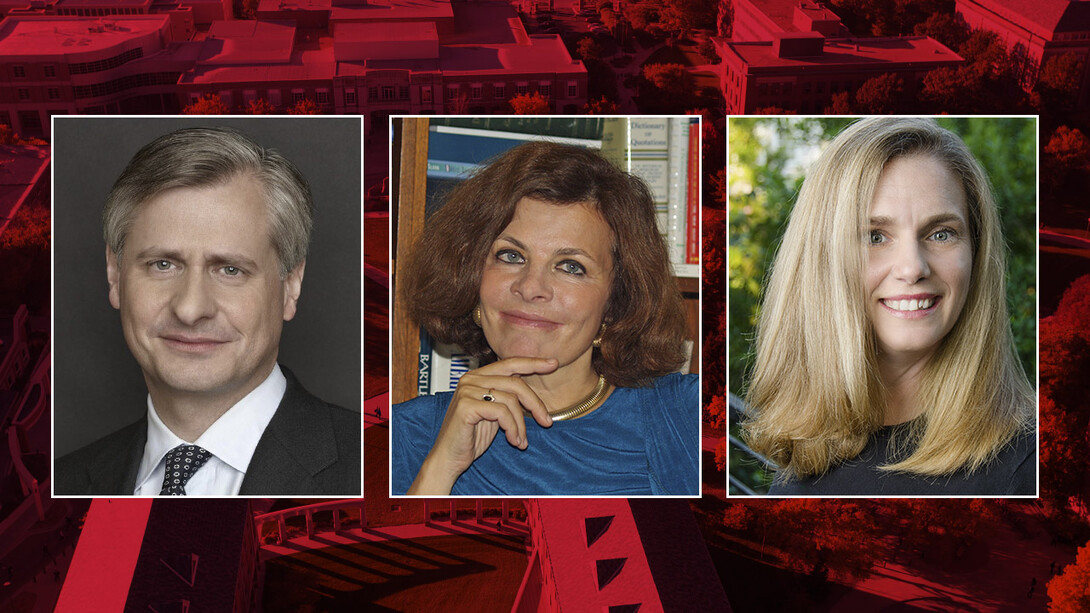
54 127 360 496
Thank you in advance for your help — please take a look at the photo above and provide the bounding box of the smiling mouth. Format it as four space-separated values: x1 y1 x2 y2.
879 295 941 317
882 297 937 312
161 336 228 353
499 311 561 329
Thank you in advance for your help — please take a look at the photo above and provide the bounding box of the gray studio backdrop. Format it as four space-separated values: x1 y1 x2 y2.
52 116 362 459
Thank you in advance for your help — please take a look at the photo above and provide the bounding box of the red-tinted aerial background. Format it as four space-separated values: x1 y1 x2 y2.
1 0 1089 610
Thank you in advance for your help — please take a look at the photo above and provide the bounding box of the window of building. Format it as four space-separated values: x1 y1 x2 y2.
292 90 304 104
44 65 56 78
317 89 329 104
13 66 25 78
345 89 357 105
382 85 395 100
17 88 29 101
447 86 459 100
47 88 60 100
18 111 41 133
539 82 551 98
399 85 409 100
567 81 577 98
471 84 482 100
70 48 143 75
422 86 433 102
516 82 528 96
368 87 378 101
268 90 282 106
494 83 505 99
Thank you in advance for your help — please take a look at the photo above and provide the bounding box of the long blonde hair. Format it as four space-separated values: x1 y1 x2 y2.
743 117 1035 479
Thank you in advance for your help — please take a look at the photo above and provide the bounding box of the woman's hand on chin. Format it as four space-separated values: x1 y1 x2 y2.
407 356 558 495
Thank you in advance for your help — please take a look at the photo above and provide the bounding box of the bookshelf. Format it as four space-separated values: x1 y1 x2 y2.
391 117 701 404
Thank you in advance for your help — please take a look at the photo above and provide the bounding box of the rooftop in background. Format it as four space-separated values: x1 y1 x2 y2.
181 19 335 84
54 0 152 7
442 34 582 75
257 0 329 11
0 14 170 57
201 19 295 64
328 0 453 23
333 2 582 77
960 0 1090 35
728 35 963 69
746 0 843 32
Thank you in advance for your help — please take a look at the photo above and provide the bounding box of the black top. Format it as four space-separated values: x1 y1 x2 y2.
769 425 1036 496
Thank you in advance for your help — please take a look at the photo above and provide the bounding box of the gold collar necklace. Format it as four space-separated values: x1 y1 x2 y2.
549 374 609 421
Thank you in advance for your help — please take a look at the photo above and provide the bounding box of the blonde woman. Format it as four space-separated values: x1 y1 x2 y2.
742 117 1035 495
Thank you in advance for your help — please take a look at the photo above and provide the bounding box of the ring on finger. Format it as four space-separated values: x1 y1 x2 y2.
482 388 495 402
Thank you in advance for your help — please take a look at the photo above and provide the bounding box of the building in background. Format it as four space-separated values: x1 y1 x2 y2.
0 0 586 136
956 0 1090 106
714 0 963 113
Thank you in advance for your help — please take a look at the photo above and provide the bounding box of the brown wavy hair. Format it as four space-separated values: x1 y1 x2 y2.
401 140 687 387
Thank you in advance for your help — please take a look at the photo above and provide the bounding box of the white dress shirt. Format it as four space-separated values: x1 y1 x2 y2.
133 364 286 496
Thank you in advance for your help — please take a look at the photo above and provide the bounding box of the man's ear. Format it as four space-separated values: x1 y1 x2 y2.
282 260 305 321
106 246 121 310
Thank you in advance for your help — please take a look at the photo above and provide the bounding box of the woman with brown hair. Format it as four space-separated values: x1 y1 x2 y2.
392 141 698 496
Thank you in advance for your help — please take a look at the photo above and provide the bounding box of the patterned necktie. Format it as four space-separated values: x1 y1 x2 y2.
159 444 212 496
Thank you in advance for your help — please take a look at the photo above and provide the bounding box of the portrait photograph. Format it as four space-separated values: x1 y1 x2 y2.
388 115 702 497
727 116 1039 497
52 116 363 497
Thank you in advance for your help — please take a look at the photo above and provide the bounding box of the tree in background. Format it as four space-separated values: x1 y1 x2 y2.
913 11 970 51
658 0 718 37
637 63 696 112
288 98 321 115
509 91 550 114
891 499 999 562
1048 542 1090 612
825 73 906 114
1042 126 1090 221
584 96 619 114
722 499 884 580
828 0 952 37
0 201 49 309
921 30 1025 113
1040 276 1090 510
0 124 46 145
576 37 603 64
182 94 229 115
624 1 662 35
643 63 693 91
245 98 275 114
1035 53 1085 113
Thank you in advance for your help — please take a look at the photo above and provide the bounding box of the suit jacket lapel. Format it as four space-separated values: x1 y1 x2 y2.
239 370 339 495
87 418 146 495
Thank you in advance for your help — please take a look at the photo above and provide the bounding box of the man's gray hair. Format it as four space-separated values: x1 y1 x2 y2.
103 126 313 276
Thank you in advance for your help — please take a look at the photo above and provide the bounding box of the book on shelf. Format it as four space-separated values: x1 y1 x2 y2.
600 116 700 274
418 331 478 396
686 116 700 266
